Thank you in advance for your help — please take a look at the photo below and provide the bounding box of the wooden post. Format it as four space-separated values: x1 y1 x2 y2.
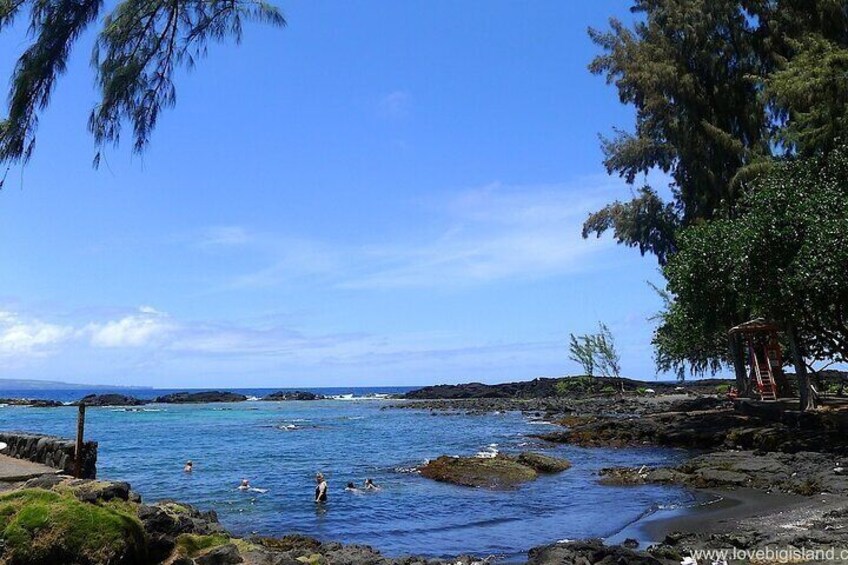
75 404 85 478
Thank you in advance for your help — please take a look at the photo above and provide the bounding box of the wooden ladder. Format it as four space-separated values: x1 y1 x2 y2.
752 350 777 401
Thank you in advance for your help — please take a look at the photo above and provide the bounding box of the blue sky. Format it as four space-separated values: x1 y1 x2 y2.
0 1 680 388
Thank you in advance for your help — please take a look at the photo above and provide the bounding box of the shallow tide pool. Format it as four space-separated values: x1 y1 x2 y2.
0 394 694 561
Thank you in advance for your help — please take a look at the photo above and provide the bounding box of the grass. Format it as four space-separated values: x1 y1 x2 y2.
0 488 146 564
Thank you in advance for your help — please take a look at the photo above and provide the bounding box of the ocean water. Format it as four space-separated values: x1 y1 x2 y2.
0 388 695 562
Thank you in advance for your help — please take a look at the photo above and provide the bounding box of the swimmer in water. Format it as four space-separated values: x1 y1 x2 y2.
238 479 250 490
184 460 193 473
364 478 380 491
315 473 328 503
345 482 358 492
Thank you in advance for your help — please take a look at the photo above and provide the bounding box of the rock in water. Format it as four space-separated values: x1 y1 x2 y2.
517 452 572 473
154 391 248 403
262 390 325 401
75 393 147 406
419 455 539 488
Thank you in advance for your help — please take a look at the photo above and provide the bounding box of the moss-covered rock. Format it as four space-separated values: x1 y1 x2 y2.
0 488 146 565
173 533 232 558
419 455 539 488
516 452 572 473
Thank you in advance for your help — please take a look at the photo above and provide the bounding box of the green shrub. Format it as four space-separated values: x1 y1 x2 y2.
715 384 731 394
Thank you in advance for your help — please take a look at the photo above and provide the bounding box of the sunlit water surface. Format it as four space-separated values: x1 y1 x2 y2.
0 388 695 561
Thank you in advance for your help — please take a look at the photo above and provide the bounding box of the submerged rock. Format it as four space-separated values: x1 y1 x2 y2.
420 453 571 489
154 391 248 404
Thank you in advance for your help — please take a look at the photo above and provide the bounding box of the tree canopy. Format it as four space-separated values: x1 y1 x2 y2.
654 145 848 379
584 0 848 265
0 0 285 167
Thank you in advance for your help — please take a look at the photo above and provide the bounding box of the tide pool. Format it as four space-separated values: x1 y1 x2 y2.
0 390 693 561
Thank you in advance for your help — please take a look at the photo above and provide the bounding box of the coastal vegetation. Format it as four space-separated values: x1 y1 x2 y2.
567 322 621 379
586 0 848 409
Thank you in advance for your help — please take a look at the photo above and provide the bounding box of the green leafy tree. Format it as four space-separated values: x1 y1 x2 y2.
0 0 285 167
655 145 848 410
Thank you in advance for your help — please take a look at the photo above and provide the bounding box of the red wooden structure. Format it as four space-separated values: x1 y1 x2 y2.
729 319 788 401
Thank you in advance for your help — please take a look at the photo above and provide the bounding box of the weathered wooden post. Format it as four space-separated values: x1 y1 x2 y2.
75 404 86 478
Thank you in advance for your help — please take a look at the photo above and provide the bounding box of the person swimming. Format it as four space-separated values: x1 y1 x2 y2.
184 460 193 473
315 473 328 503
363 478 379 491
238 479 250 490
345 482 358 492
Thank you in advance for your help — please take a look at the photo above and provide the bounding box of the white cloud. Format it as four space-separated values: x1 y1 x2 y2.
87 307 172 348
0 311 73 357
378 90 411 118
209 176 623 291
343 179 618 288
197 226 252 248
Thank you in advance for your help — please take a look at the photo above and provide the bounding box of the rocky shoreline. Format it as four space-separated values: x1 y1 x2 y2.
0 474 486 565
5 376 848 563
392 377 848 564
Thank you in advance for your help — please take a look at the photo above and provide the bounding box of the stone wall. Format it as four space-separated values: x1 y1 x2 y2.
0 432 97 479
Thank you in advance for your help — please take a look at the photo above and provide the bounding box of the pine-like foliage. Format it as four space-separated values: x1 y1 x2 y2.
0 0 285 166
585 0 848 265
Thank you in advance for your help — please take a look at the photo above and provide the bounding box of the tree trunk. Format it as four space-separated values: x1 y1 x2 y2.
787 322 816 412
729 333 749 397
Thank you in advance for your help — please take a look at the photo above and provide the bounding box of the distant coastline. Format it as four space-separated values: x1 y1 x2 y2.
0 378 153 391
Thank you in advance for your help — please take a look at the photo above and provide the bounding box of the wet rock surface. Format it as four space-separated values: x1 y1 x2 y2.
154 391 249 404
527 539 665 565
261 391 325 401
419 452 571 488
0 397 63 407
75 393 147 406
599 449 848 495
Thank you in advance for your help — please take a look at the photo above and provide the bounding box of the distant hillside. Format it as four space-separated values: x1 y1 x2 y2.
0 378 150 391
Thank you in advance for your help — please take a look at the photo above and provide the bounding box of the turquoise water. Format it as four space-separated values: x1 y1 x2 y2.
0 388 694 561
